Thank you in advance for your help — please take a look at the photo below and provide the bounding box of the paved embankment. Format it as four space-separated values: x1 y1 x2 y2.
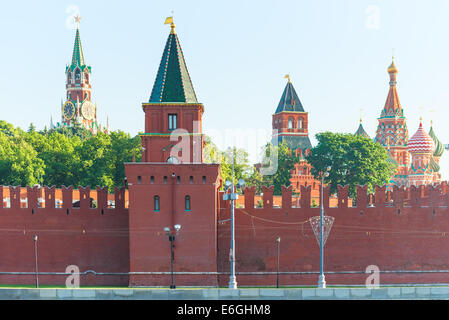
1 287 449 299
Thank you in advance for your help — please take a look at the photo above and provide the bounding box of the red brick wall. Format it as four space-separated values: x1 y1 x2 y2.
0 186 129 286
217 183 449 286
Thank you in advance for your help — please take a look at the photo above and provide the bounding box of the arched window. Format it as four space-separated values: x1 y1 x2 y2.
185 195 191 211
298 118 303 129
75 69 81 82
154 195 160 212
67 73 71 84
288 118 293 129
85 73 89 83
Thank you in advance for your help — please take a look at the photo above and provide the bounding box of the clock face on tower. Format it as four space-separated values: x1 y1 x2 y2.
63 101 75 120
81 101 95 121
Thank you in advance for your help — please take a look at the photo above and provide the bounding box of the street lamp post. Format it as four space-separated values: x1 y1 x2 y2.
318 166 331 288
276 237 281 288
223 148 245 289
164 224 181 289
33 235 38 288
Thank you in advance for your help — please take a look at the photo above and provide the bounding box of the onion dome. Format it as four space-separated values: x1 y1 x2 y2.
355 122 370 139
407 121 435 153
430 156 440 172
388 60 398 74
428 124 444 158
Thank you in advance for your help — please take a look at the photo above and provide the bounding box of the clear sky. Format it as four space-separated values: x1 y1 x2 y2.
1 0 449 178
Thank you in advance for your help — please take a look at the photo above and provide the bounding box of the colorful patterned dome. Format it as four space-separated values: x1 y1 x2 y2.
355 123 370 139
407 122 435 153
428 125 444 158
430 156 440 172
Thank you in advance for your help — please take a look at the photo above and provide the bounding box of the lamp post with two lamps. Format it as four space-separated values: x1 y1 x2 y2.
318 166 331 288
222 147 245 289
164 224 181 289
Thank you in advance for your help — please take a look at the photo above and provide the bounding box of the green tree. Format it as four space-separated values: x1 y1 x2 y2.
306 132 396 197
0 131 45 186
261 141 299 195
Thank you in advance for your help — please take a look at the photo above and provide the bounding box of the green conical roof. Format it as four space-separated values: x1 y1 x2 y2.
429 125 444 158
72 28 84 66
67 27 90 72
149 30 198 103
275 81 305 114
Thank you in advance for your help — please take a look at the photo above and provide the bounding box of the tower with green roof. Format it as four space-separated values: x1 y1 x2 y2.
272 76 319 193
140 18 204 163
60 16 107 134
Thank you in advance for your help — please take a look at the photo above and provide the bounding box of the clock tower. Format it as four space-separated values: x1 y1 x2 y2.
61 15 101 133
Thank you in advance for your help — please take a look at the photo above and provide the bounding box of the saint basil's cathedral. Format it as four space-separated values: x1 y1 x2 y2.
356 58 444 188
50 16 109 134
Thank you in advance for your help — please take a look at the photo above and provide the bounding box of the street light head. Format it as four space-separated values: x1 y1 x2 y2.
324 172 330 178
276 237 281 243
171 172 176 178
237 178 245 189
174 224 181 233
326 166 331 172
225 180 232 190
163 227 170 234
33 235 38 241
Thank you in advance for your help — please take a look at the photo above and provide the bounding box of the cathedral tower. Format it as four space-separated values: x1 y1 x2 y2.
407 119 435 186
375 58 409 187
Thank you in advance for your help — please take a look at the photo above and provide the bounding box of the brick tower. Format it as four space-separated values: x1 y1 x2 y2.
124 18 221 287
272 76 320 195
60 16 105 134
375 58 410 188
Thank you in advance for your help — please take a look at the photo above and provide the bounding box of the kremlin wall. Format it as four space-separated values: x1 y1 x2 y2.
0 17 448 288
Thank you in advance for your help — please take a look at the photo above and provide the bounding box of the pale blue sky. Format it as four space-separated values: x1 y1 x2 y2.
1 0 449 178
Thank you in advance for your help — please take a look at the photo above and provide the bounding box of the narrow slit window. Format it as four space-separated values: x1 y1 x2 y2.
154 195 160 212
185 195 191 211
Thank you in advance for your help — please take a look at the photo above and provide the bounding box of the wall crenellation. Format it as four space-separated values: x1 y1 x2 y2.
221 181 449 211
0 185 127 213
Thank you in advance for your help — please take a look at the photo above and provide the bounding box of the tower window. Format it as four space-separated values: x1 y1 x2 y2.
168 114 177 130
298 118 303 129
288 118 293 129
137 176 142 184
154 195 160 212
190 176 194 184
150 176 154 184
202 176 206 184
185 195 191 211
75 69 81 82
163 176 167 184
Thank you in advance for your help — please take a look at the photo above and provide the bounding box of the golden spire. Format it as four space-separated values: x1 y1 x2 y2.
165 16 176 34
284 74 291 83
360 108 363 124
430 109 435 127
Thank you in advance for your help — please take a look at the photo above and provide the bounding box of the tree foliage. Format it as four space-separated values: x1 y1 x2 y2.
0 121 141 189
260 141 299 195
306 132 396 197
